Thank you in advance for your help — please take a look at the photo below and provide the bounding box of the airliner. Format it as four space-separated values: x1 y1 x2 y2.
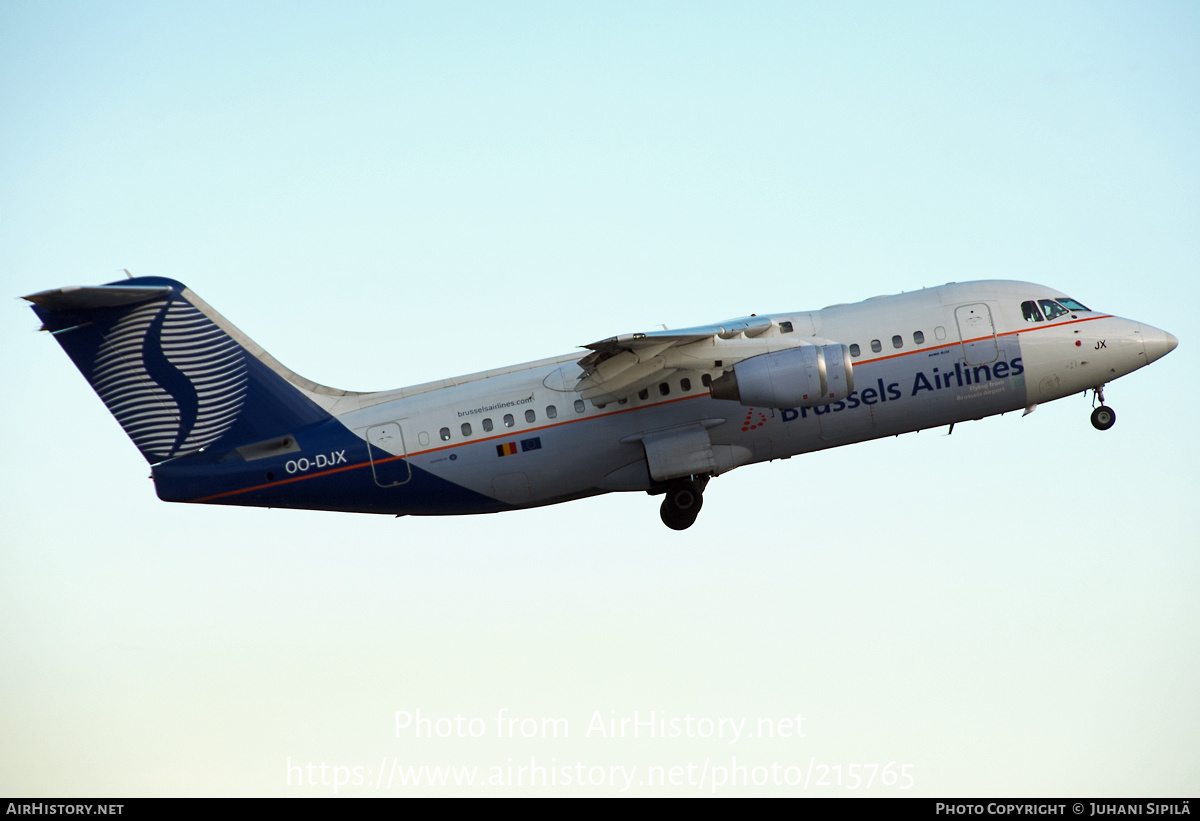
25 275 1176 530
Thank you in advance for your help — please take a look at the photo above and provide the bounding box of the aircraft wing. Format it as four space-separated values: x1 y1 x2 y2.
576 316 778 404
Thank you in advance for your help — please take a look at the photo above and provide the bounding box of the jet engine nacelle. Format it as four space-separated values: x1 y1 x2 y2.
709 344 854 408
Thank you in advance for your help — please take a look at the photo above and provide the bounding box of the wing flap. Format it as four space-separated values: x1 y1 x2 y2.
575 315 784 403
579 316 773 370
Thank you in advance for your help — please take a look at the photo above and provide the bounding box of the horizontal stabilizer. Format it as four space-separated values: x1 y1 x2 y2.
23 285 172 312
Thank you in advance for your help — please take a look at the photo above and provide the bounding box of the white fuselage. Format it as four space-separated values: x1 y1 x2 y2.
288 280 1170 513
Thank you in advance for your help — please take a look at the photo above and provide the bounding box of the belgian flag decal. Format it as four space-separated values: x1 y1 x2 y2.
497 437 541 457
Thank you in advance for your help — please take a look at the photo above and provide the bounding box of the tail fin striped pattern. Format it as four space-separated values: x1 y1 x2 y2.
91 295 249 460
26 276 329 464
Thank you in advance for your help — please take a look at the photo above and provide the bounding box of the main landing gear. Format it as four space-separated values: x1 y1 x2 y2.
657 476 709 531
1090 384 1116 431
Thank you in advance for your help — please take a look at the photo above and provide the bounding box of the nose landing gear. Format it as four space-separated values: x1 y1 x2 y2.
1090 385 1116 431
658 476 708 530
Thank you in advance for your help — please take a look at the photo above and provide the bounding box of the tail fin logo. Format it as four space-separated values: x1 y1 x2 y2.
92 296 248 460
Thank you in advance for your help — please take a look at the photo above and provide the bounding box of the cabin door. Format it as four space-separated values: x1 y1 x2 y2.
366 422 412 487
956 303 999 365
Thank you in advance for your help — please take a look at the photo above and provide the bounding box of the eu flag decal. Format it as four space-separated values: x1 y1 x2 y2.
521 437 542 452
496 442 518 457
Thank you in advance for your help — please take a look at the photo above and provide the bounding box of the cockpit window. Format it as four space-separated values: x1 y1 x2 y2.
1058 298 1090 312
1021 301 1044 322
1039 299 1069 320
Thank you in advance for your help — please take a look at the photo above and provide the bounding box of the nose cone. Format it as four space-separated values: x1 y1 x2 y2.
1141 325 1179 364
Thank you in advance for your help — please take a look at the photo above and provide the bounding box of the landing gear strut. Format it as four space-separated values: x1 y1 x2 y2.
658 476 708 531
1090 384 1116 431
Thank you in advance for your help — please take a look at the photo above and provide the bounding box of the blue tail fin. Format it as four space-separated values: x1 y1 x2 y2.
26 276 332 463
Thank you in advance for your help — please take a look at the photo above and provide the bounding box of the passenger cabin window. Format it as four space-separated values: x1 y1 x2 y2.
659 382 670 396
779 321 794 334
1022 301 1045 322
892 335 903 349
461 423 471 437
439 427 450 441
913 330 925 344
638 388 649 400
503 414 514 428
546 405 557 419
574 399 585 413
850 344 861 357
483 418 493 432
525 409 535 423
701 374 712 387
1039 299 1069 320
871 339 882 353
680 377 691 392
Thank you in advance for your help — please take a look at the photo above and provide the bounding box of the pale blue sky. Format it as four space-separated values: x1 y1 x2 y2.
3 1 1197 795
